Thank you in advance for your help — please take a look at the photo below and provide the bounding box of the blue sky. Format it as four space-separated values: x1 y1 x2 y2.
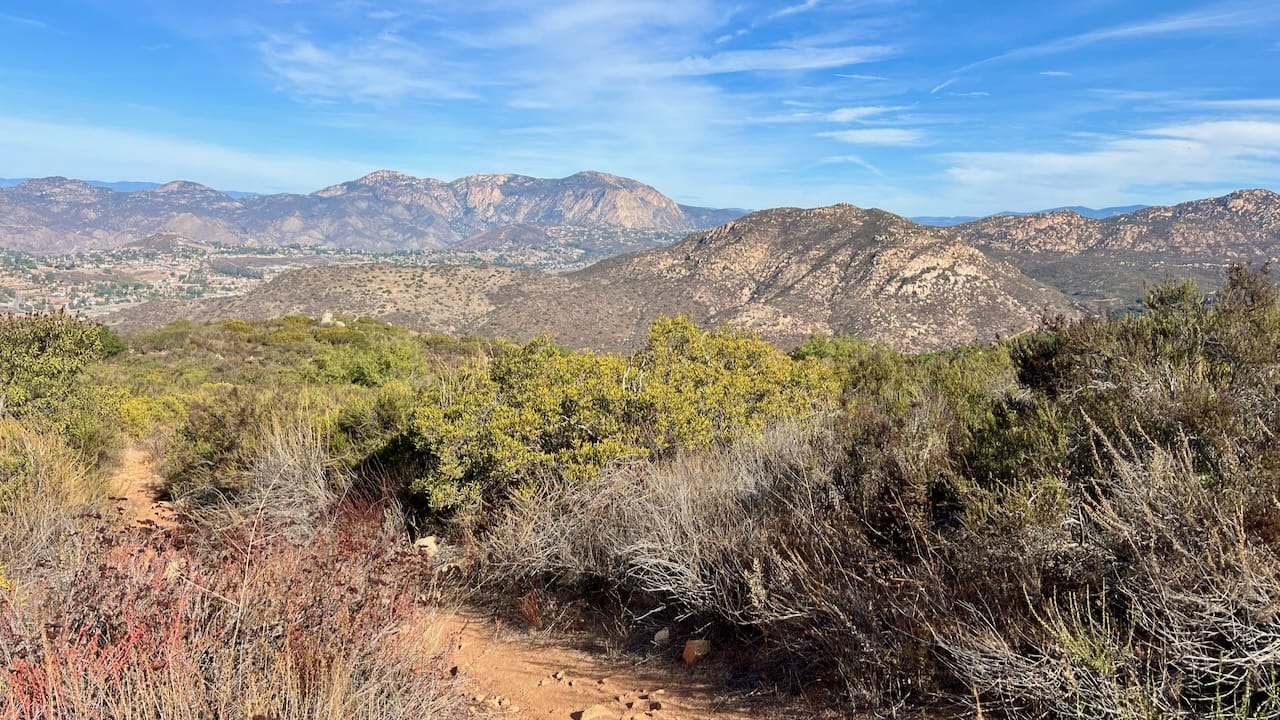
1 0 1279 215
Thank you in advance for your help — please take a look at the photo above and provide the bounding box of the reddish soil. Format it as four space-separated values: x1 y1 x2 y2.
108 446 178 531
444 611 771 720
106 448 818 719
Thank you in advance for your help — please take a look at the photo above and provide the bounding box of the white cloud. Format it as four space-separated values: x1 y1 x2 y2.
715 28 749 43
821 128 924 145
930 78 956 94
1148 120 1280 149
819 154 882 174
1184 98 1280 111
940 119 1280 211
651 45 894 77
0 13 51 30
958 1 1280 72
1040 70 1072 77
824 105 901 122
257 33 477 104
773 0 821 19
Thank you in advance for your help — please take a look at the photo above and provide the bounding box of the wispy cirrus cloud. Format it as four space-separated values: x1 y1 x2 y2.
648 44 894 77
819 153 882 174
940 119 1280 210
0 13 51 30
773 0 821 19
257 32 478 104
824 105 903 122
957 1 1280 72
929 78 956 94
1182 97 1280 111
821 127 924 145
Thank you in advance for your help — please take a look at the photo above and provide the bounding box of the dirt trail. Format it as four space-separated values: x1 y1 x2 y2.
444 612 770 720
108 446 178 531
104 448 786 719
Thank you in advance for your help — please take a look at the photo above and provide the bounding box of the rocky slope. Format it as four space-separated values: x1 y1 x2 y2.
513 204 1075 351
956 189 1280 256
111 205 1076 353
954 189 1280 309
447 224 687 270
0 171 741 254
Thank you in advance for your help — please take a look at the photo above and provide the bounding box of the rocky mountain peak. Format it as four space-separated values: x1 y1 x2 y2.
150 181 229 200
0 169 740 254
11 176 109 204
565 170 633 187
312 170 440 198
1220 188 1280 213
949 188 1280 310
354 169 421 186
154 180 213 193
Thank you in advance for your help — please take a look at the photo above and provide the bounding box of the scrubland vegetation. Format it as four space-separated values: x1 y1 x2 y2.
3 265 1280 718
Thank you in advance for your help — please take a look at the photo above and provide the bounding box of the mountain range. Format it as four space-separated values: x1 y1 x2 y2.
953 189 1280 310
111 203 1075 353
913 204 1149 227
0 178 259 198
6 166 1279 353
0 170 743 254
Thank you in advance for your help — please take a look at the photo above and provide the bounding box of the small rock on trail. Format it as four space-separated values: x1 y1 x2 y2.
444 612 766 720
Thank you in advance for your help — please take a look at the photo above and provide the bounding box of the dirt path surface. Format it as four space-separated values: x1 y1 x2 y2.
108 446 178 531
103 447 799 719
444 612 775 720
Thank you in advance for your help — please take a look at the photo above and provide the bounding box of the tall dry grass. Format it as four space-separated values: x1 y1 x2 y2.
0 417 107 592
472 414 1280 716
944 429 1280 719
1 415 466 720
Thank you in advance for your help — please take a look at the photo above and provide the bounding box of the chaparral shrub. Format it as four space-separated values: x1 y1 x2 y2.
408 316 839 513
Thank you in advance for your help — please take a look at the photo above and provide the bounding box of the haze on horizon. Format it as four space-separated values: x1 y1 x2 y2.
1 0 1278 216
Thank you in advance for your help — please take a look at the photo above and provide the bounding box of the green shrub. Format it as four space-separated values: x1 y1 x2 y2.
0 312 110 416
408 317 838 512
1011 265 1280 492
219 318 254 334
162 386 268 500
310 337 426 387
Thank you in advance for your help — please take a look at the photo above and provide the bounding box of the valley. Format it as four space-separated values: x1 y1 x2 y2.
5 176 1278 353
6 173 1280 720
8 3 1280 718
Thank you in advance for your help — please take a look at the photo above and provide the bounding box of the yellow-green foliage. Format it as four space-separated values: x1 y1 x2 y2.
91 316 496 503
0 432 32 515
0 313 133 471
0 312 115 416
309 335 429 387
409 317 838 512
0 416 103 588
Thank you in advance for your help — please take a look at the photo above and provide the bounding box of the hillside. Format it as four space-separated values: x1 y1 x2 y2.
956 189 1280 255
529 204 1075 351
108 263 565 338
110 204 1077 353
954 189 1280 309
445 224 687 270
0 171 742 254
